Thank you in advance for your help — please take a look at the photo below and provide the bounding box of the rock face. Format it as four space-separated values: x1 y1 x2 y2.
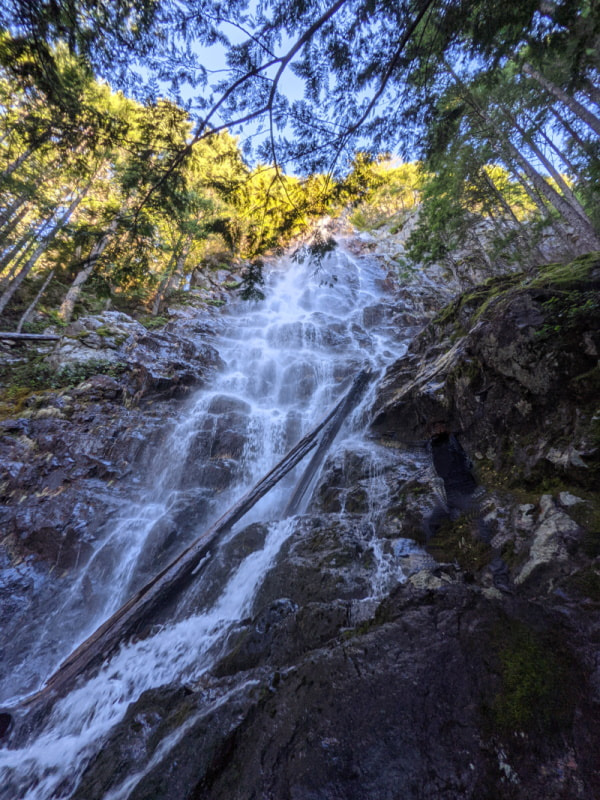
2 248 600 799
70 254 600 799
74 521 600 800
1 309 223 568
0 308 226 699
371 256 600 482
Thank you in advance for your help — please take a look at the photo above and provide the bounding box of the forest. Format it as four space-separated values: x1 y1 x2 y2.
0 0 598 335
1 3 600 798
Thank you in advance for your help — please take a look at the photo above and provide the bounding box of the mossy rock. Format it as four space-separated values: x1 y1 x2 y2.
526 251 600 288
564 567 600 602
426 514 491 574
486 618 577 734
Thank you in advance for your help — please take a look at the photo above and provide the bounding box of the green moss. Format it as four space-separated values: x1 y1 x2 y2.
140 315 169 330
67 330 92 340
526 251 600 288
565 567 600 601
94 325 110 336
431 271 523 338
342 618 378 640
206 298 225 307
499 539 527 572
430 252 599 347
534 288 599 342
344 488 368 513
0 357 127 416
489 620 574 734
0 385 36 418
426 515 491 573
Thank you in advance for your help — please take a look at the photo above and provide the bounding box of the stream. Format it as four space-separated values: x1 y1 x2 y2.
0 239 424 799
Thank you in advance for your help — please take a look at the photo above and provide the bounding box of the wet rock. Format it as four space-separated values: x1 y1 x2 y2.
4 244 600 799
278 361 318 404
370 262 600 484
50 309 224 403
76 587 600 800
0 309 225 573
516 495 581 585
253 515 378 607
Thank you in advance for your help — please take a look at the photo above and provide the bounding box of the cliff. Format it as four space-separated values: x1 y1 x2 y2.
0 239 599 799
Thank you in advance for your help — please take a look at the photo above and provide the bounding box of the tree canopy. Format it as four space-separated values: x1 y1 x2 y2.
0 0 599 326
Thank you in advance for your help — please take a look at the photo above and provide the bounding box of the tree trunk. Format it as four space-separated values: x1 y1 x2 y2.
0 203 29 242
504 162 577 255
0 237 38 287
512 119 592 226
443 61 596 245
0 214 56 284
0 127 52 181
550 106 589 152
151 235 189 316
0 187 90 317
482 170 545 264
58 217 119 322
0 331 59 341
284 369 371 516
480 170 521 226
0 194 30 232
507 139 599 247
523 63 600 138
583 82 600 109
537 124 579 176
521 112 579 177
16 269 54 332
0 141 88 231
1 144 35 181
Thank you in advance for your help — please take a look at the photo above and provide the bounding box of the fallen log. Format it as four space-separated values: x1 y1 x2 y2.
2 368 372 731
0 331 59 341
284 368 372 516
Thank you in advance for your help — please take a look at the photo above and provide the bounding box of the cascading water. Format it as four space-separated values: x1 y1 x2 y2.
0 239 424 799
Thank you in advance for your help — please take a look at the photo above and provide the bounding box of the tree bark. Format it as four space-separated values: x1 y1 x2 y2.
481 170 545 264
523 63 600 138
521 111 579 177
583 82 600 110
507 138 599 247
512 119 592 227
1 144 35 181
151 235 189 316
443 61 594 243
0 211 58 282
58 217 119 322
16 269 55 332
0 186 90 317
0 127 52 181
0 236 38 288
0 331 59 341
0 203 29 243
480 169 521 226
284 369 371 516
550 106 589 152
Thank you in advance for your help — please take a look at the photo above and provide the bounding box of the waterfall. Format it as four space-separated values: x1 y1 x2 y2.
0 240 422 799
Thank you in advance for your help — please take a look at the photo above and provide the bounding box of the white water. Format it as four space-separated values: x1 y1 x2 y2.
0 242 421 799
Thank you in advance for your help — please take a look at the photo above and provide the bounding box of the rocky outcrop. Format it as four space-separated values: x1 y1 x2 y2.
72 248 600 798
0 307 227 700
0 309 223 565
72 251 600 800
370 254 600 479
73 516 600 800
2 244 599 799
